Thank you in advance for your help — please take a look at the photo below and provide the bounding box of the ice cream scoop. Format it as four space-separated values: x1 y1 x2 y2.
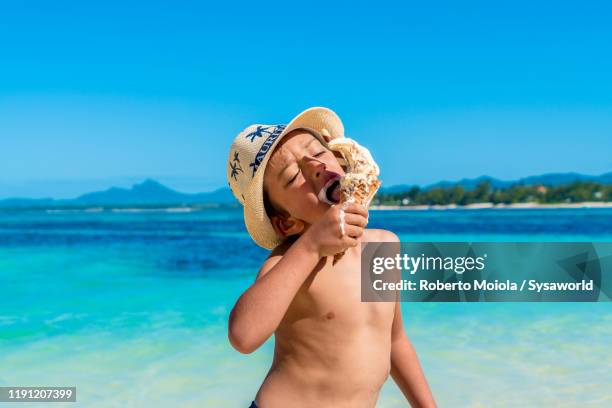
328 137 381 263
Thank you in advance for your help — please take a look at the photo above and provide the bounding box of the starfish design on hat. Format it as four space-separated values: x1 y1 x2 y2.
230 151 243 180
230 161 243 180
245 125 275 142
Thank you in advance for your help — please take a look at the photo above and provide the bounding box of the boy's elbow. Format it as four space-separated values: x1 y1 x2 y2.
228 329 258 354
228 310 259 354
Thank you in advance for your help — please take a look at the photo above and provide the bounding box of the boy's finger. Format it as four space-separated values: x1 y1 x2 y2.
344 213 367 228
346 227 363 238
342 234 359 248
344 224 364 238
343 203 369 218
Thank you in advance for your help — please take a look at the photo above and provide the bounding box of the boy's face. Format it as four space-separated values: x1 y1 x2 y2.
264 129 345 231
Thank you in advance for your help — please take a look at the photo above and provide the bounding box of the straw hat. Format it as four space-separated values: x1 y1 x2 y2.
226 107 345 249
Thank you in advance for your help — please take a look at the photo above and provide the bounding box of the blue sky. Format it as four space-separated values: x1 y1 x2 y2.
1 0 611 198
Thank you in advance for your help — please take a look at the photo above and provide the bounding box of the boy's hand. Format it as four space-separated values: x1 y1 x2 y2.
303 203 368 258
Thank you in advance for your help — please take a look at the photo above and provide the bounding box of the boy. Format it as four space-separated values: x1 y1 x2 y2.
226 107 436 407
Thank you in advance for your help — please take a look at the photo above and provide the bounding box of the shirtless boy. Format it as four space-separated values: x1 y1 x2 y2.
226 107 436 408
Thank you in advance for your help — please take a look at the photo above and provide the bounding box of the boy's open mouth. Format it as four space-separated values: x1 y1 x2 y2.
318 175 342 205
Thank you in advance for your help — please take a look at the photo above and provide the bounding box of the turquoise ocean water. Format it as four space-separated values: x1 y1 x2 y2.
1 208 611 407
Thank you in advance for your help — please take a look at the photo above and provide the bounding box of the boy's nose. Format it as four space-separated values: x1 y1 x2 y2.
301 156 326 181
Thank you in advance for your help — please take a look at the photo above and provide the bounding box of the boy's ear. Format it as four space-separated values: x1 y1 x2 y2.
270 214 305 238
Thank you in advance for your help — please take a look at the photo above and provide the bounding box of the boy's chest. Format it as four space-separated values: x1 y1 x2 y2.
292 250 395 326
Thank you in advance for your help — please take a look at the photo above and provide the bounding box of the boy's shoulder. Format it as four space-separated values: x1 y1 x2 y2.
268 229 399 256
269 236 299 257
256 238 294 280
363 228 399 243
269 229 398 253
256 230 398 279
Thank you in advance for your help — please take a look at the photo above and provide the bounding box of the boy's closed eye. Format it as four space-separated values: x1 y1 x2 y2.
286 170 299 187
284 150 328 187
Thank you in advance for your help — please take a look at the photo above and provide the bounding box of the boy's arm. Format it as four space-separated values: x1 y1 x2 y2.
228 233 320 354
390 300 437 408
228 203 368 354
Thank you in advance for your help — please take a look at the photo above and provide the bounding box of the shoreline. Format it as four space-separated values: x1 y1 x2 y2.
1 202 612 213
370 202 612 211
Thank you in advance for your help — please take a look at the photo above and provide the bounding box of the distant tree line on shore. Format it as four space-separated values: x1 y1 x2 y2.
374 181 612 206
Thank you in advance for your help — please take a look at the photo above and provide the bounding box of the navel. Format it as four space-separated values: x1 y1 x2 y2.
325 311 335 320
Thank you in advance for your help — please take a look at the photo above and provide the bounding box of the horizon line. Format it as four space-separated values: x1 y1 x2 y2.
1 170 612 201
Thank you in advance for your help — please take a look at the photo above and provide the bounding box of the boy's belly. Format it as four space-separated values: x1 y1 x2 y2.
257 304 395 407
258 329 392 408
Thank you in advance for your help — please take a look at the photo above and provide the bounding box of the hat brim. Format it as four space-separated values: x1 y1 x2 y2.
243 107 345 250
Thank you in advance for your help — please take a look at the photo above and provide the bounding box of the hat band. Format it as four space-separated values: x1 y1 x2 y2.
247 125 286 177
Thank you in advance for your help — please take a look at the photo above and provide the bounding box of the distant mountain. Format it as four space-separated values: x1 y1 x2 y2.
380 172 612 193
72 179 237 205
1 172 611 209
0 179 236 208
380 175 505 193
424 175 508 191
518 172 612 186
